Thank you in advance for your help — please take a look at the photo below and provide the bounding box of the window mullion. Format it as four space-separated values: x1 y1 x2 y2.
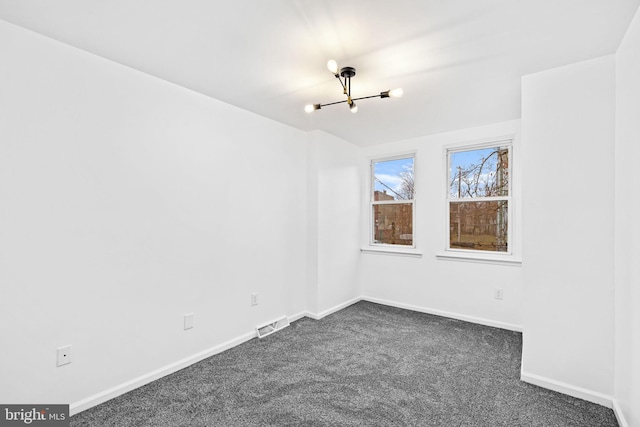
372 200 414 206
448 196 509 203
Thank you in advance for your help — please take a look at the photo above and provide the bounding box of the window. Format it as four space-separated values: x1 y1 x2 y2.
447 142 510 253
371 155 414 246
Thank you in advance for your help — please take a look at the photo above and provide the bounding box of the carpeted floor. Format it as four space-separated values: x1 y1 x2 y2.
71 301 618 426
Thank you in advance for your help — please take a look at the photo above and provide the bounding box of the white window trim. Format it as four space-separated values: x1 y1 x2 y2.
435 251 521 266
361 246 423 257
439 136 520 265
367 152 417 251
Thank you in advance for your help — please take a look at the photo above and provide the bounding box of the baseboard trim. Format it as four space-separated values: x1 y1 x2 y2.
306 297 362 320
520 369 613 408
68 297 529 416
70 298 623 421
69 330 256 416
362 296 522 332
612 398 629 427
288 310 309 323
70 302 358 416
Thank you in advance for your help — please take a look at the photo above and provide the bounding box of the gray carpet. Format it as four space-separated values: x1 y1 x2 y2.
71 301 618 426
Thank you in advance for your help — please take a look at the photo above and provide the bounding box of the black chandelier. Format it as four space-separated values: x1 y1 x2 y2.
305 59 403 114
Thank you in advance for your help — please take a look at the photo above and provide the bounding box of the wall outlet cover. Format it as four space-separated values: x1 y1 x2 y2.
57 345 72 367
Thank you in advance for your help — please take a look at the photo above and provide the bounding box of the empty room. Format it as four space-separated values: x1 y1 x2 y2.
1 1 639 426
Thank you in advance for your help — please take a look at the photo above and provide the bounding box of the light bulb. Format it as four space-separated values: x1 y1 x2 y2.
389 88 404 98
350 102 358 113
327 59 338 75
305 104 320 113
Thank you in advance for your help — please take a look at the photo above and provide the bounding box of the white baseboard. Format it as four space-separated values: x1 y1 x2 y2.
612 398 629 427
70 304 360 416
83 298 616 419
69 330 256 416
306 297 362 320
287 310 309 323
362 296 523 332
520 369 613 408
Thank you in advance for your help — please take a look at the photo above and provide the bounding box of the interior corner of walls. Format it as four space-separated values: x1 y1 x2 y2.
306 129 331 147
611 398 630 427
288 311 311 323
311 297 362 321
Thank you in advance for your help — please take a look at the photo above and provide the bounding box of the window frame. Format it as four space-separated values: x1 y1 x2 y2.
444 138 513 256
369 153 416 249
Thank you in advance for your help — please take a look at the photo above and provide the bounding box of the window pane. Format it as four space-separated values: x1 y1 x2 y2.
373 157 414 201
373 204 413 245
449 147 509 198
449 201 507 252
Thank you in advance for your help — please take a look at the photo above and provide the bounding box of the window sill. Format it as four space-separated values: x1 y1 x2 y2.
435 251 522 266
361 247 423 258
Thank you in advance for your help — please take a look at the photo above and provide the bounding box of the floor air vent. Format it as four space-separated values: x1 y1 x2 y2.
256 316 290 339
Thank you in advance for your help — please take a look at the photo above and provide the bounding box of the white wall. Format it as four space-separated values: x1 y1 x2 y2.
521 55 616 404
359 120 523 331
306 131 361 317
615 7 640 426
2 11 637 420
0 20 308 409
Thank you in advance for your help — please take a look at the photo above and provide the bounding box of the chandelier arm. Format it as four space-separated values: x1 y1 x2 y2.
317 92 389 108
334 74 347 93
351 93 386 101
319 99 349 107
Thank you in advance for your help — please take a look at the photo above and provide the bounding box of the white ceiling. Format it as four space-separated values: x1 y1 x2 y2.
1 1 638 146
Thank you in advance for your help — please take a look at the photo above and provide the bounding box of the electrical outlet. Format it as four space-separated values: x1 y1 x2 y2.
184 313 194 330
495 288 504 300
57 345 72 367
251 292 259 306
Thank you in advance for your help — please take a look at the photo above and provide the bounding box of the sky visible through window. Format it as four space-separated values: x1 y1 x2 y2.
373 157 414 200
449 147 496 179
449 146 508 198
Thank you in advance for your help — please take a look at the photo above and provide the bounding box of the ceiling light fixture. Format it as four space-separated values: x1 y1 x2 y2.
305 59 403 114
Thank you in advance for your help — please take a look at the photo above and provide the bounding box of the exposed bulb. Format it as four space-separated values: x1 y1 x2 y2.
389 88 404 98
350 102 358 113
305 104 321 113
327 59 338 75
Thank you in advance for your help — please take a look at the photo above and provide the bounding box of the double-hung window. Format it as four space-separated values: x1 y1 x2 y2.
447 141 511 253
370 155 415 247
